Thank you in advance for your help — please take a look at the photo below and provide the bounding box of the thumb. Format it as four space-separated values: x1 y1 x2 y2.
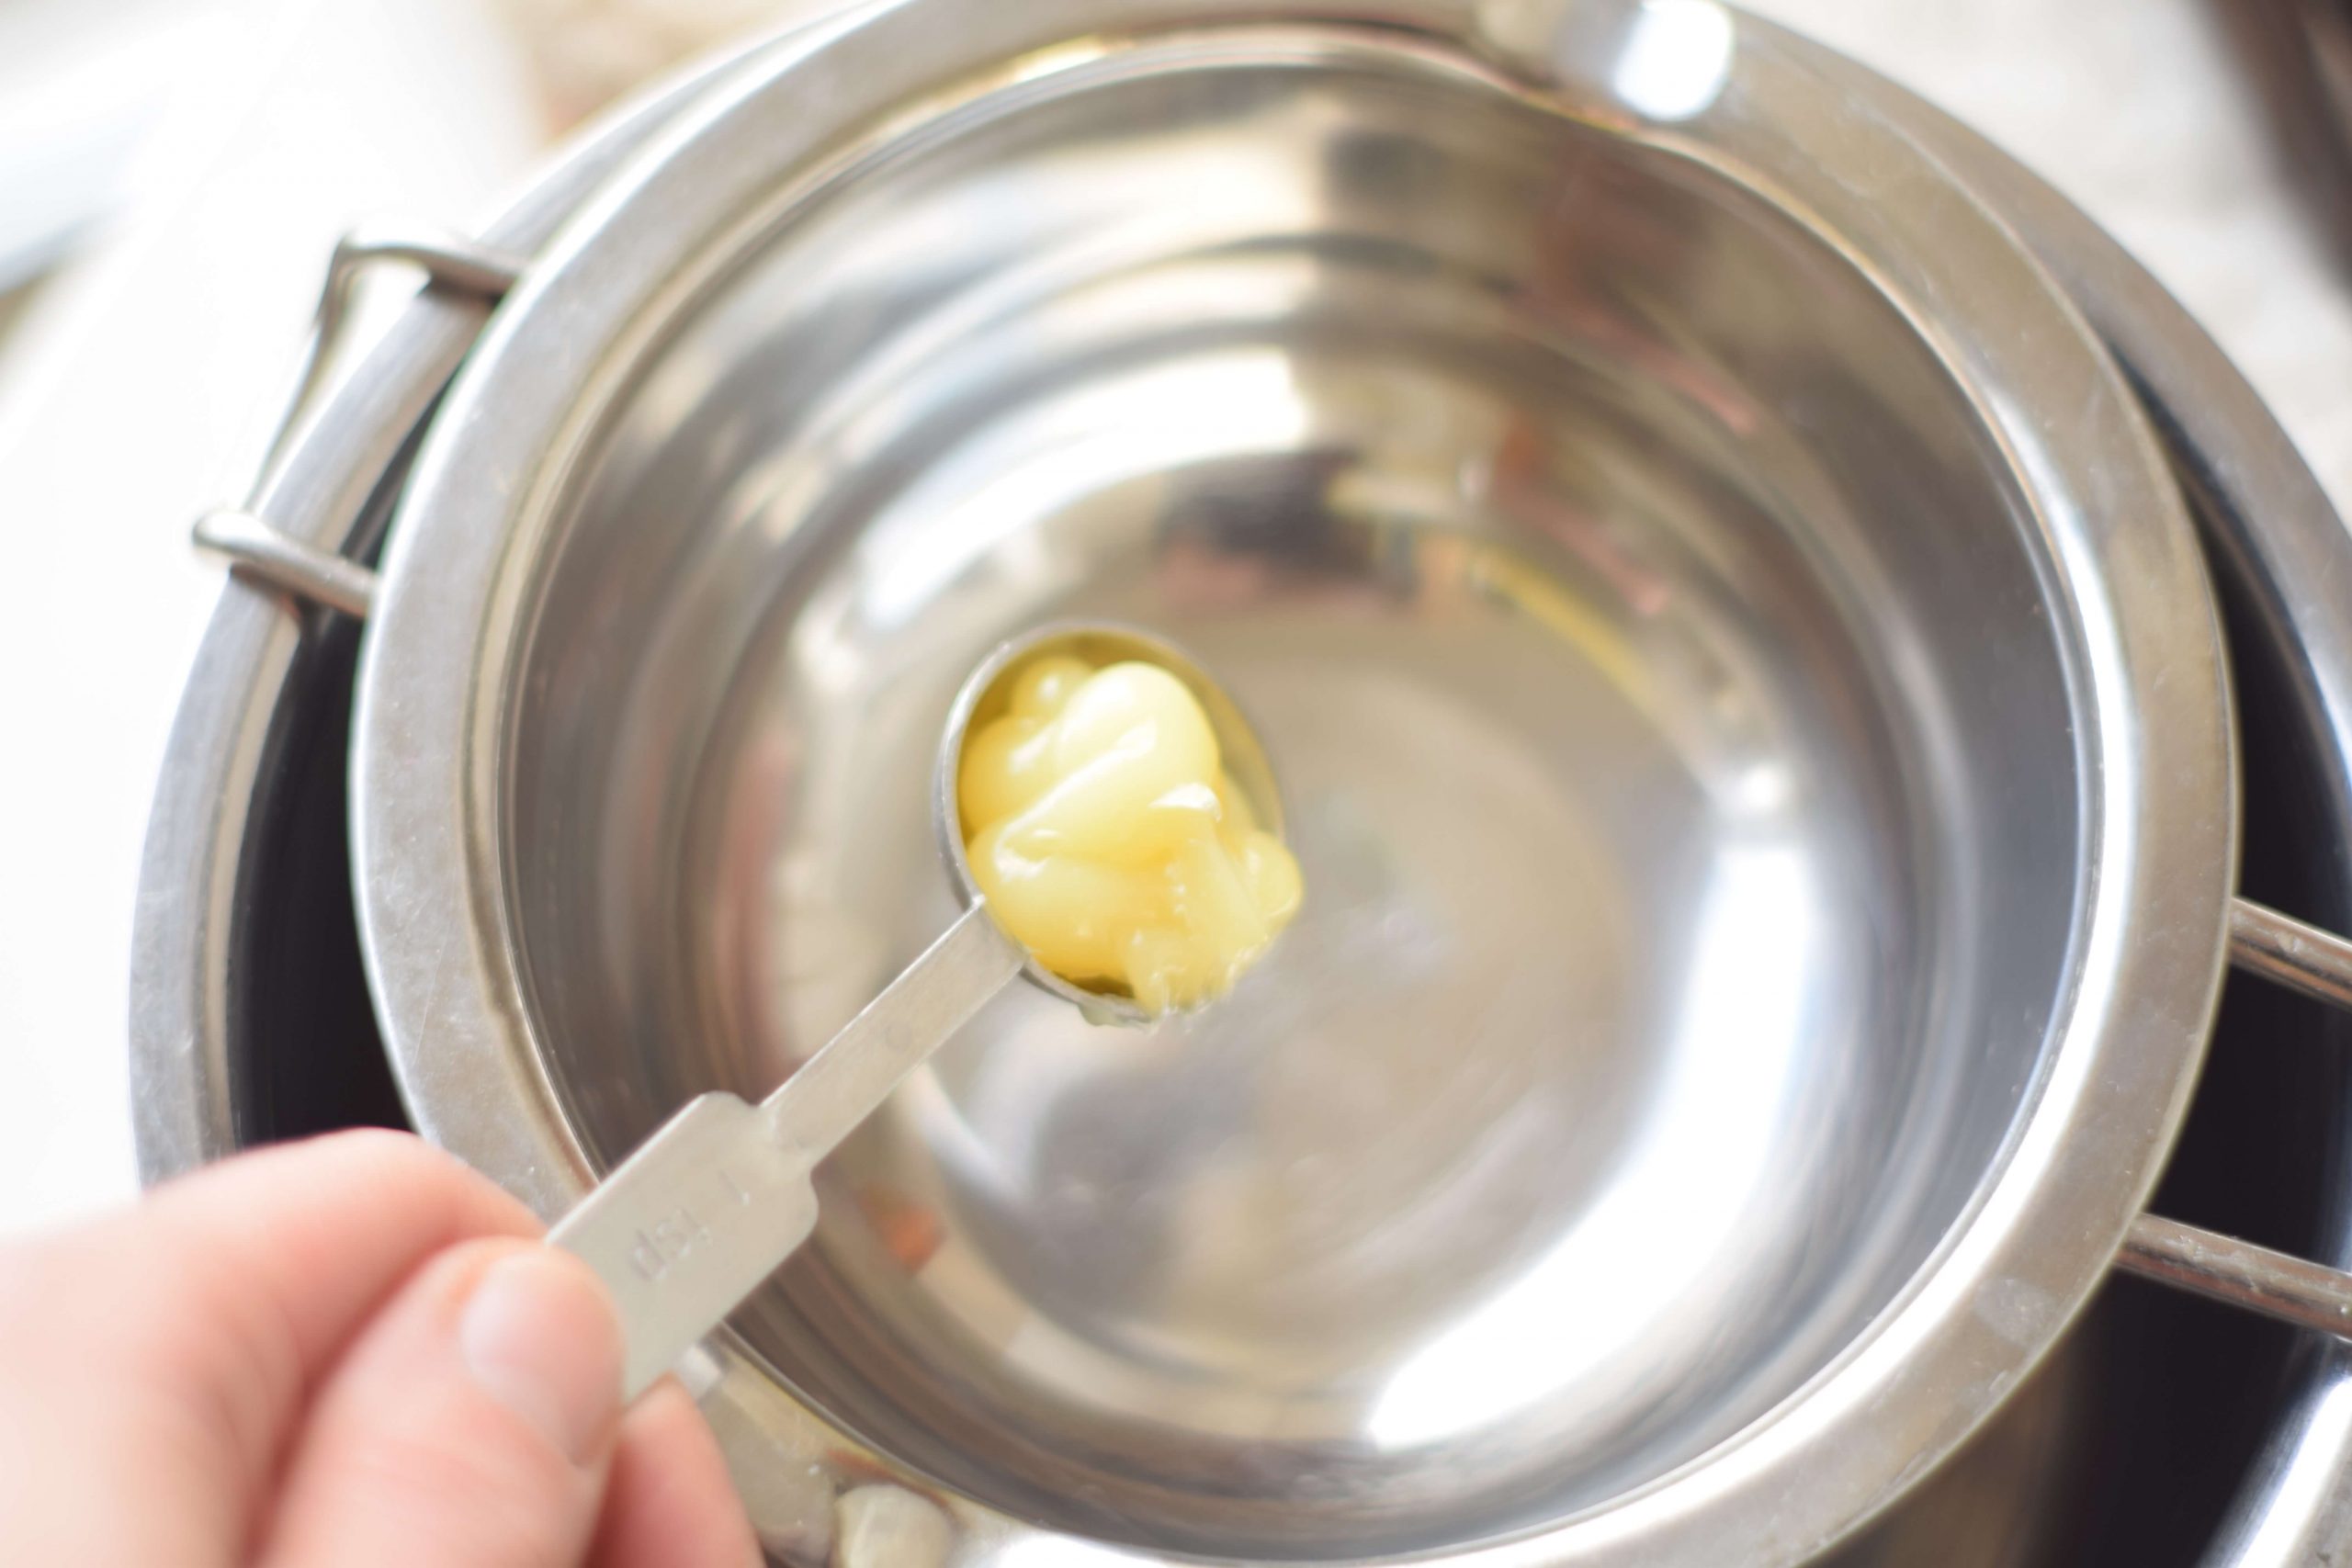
257 1239 625 1568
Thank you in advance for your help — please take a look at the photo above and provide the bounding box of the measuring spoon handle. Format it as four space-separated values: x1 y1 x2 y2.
552 904 1024 1398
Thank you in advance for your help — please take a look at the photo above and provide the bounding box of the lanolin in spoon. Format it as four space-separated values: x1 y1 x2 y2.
957 653 1302 1014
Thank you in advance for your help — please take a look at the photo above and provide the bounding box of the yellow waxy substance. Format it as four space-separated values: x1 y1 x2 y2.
958 653 1303 1014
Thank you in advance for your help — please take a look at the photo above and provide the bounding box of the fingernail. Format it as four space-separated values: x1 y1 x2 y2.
459 1248 622 1464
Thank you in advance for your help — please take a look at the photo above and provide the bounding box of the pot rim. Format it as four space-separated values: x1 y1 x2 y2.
345 3 2235 1562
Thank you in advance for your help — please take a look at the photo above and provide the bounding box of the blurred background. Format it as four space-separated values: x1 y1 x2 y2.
0 0 2346 1240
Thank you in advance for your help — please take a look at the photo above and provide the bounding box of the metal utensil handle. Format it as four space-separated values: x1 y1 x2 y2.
2115 897 2352 1332
553 905 1024 1399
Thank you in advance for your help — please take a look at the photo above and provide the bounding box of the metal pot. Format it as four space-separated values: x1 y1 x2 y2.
136 2 2352 1564
339 0 2277 1559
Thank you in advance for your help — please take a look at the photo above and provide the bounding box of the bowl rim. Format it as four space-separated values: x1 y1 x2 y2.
347 3 2236 1562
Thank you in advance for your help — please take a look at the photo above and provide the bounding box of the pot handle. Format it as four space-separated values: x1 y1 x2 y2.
190 224 525 620
2115 898 2352 1331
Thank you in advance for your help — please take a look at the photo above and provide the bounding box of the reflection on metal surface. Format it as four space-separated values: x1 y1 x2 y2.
1613 0 1735 120
835 1484 954 1568
2232 1380 2352 1564
1367 841 1820 1448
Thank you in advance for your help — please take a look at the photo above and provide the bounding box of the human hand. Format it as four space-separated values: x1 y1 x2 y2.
0 1129 759 1566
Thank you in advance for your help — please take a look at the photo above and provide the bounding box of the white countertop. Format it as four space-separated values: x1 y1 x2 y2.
0 0 544 1233
0 0 2344 1235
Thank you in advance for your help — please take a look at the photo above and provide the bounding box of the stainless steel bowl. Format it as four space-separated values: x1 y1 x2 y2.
345 2 2233 1562
127 178 2352 1566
